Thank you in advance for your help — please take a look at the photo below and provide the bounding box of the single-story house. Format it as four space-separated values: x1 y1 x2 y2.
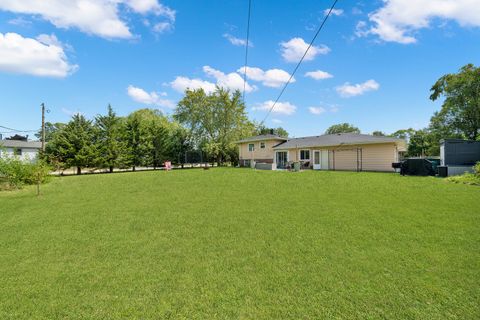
237 133 407 172
0 139 42 162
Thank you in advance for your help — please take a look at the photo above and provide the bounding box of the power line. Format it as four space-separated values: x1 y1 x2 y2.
261 0 339 124
0 125 37 133
242 0 252 102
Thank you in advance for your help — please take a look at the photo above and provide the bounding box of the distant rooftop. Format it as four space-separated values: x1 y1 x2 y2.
236 134 288 143
0 139 43 149
273 133 405 149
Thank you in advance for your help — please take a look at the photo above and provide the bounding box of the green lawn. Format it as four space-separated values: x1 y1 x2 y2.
1 168 479 319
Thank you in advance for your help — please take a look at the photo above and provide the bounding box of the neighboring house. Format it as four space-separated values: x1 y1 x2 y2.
237 133 406 172
0 139 42 162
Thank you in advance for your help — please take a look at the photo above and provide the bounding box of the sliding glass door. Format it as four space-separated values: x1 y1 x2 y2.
276 151 288 169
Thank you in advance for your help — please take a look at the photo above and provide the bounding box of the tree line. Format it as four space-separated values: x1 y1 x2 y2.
323 64 480 157
32 63 480 171
41 87 288 174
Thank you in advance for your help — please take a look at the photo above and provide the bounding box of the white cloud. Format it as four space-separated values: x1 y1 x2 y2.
170 66 255 94
36 33 63 47
237 66 293 88
271 118 283 124
223 33 252 47
170 76 217 94
361 0 480 44
325 8 344 16
126 0 175 19
0 32 77 78
7 16 31 26
203 66 255 93
153 22 172 33
336 79 380 97
0 0 175 39
127 85 175 108
61 107 83 117
253 100 297 115
308 107 326 115
280 37 330 63
305 70 333 80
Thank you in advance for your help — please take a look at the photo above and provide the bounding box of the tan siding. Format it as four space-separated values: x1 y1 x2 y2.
240 141 399 171
330 148 358 171
328 143 397 172
361 143 396 172
238 139 284 162
287 149 297 162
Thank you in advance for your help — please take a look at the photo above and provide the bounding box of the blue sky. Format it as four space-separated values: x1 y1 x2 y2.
0 0 479 138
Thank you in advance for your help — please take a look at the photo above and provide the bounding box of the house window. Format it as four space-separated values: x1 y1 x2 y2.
260 142 266 149
248 143 255 152
13 148 22 156
300 149 310 160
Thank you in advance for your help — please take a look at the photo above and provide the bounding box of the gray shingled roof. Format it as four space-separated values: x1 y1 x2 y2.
273 133 404 149
0 140 43 149
236 134 288 143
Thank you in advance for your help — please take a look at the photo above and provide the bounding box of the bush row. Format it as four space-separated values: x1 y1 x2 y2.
0 157 51 190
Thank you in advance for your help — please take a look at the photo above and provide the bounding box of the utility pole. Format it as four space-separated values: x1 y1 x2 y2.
41 103 46 153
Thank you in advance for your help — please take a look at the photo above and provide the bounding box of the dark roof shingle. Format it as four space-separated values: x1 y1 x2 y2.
236 134 288 143
0 140 43 149
273 133 404 149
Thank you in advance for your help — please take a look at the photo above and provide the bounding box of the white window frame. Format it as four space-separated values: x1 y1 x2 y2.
260 141 266 149
299 149 310 161
248 143 255 152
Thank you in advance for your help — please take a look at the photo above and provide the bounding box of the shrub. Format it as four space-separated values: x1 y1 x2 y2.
447 162 480 186
0 156 51 189
474 161 480 176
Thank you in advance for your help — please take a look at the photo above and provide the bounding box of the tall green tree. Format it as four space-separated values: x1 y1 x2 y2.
47 114 97 175
175 87 255 164
372 130 386 136
390 128 416 140
95 105 126 173
257 125 289 137
35 122 65 142
123 109 171 170
123 113 142 171
407 129 435 157
430 64 480 140
325 123 360 134
168 123 193 167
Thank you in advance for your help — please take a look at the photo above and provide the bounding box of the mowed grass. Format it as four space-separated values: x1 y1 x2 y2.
0 168 479 319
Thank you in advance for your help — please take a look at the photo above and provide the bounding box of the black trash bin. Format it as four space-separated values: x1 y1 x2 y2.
438 166 448 177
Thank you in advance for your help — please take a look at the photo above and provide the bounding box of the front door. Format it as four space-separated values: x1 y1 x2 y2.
276 151 288 169
313 150 321 170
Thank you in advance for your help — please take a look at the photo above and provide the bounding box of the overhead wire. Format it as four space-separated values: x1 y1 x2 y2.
0 125 37 133
242 0 252 102
260 0 339 124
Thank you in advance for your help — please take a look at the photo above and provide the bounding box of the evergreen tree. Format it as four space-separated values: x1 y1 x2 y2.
95 105 126 173
47 114 97 175
123 113 142 171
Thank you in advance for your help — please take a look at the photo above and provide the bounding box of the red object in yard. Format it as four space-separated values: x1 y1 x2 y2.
164 161 172 171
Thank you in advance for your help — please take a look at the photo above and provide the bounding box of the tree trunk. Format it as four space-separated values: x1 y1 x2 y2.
77 166 81 175
132 166 136 172
109 166 113 173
